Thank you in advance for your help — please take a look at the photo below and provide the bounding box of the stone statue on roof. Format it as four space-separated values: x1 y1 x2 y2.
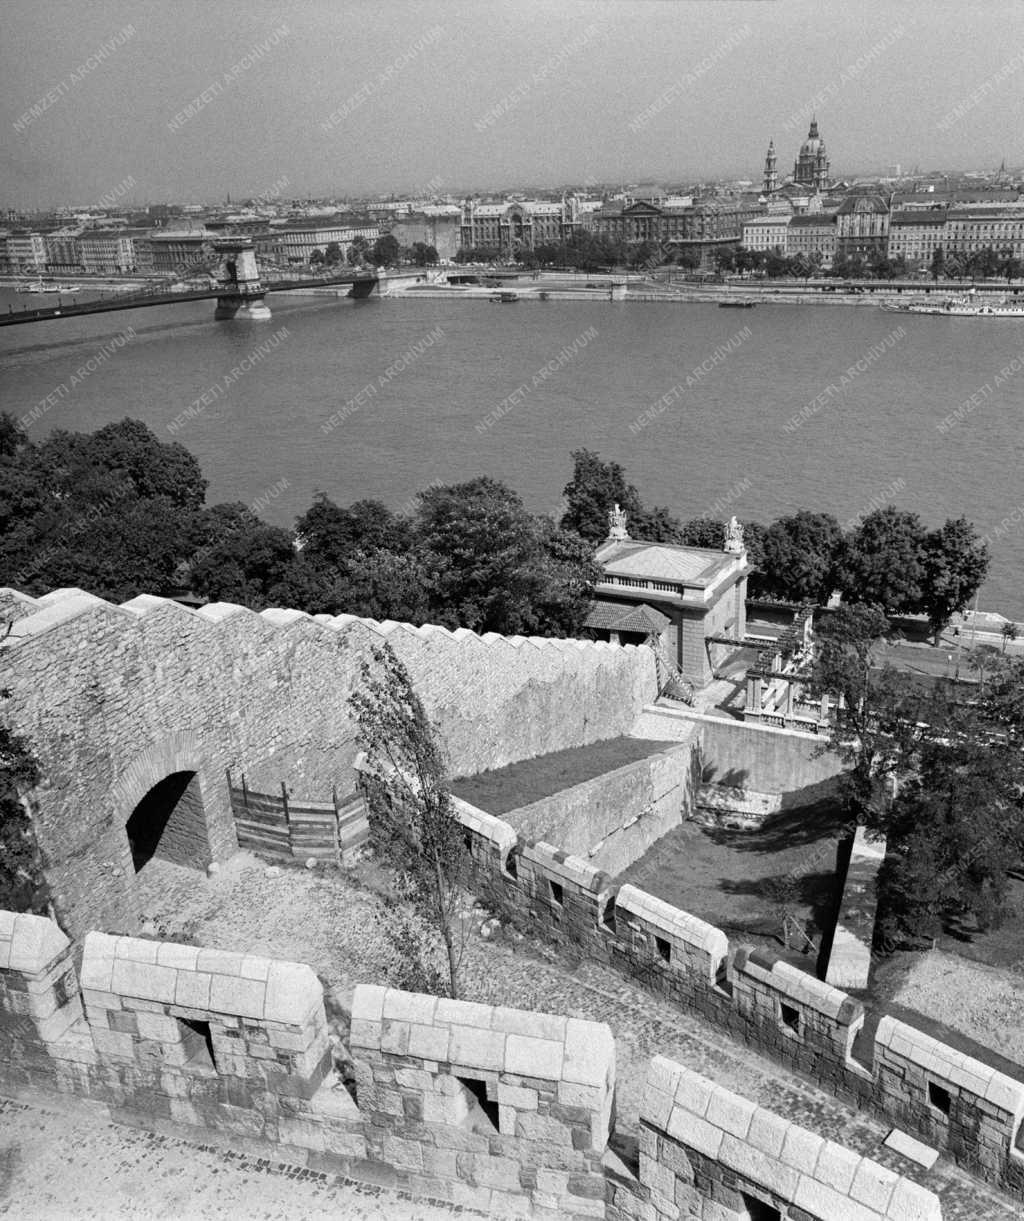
724 516 745 554
607 503 629 541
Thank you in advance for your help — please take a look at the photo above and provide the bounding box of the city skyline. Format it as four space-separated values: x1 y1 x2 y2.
3 0 1023 207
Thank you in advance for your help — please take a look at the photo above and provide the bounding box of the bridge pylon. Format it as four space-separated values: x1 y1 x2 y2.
212 237 272 320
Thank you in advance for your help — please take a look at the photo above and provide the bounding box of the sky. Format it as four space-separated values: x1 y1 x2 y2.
2 0 1023 207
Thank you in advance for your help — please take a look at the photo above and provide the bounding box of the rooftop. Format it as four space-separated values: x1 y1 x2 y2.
595 537 737 587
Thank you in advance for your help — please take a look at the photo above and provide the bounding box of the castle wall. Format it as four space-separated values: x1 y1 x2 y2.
0 911 951 1221
636 1056 942 1221
0 588 656 937
451 799 1024 1200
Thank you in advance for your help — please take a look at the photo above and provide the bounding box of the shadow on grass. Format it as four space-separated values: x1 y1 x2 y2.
701 799 848 856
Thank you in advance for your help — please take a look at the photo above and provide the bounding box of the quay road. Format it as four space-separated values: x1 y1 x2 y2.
0 271 377 327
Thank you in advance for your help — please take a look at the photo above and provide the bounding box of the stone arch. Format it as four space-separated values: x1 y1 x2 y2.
111 731 213 873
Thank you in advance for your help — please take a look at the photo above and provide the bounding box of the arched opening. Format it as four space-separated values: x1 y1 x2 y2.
125 770 211 873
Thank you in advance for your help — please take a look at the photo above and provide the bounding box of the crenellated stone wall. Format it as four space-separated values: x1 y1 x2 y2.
0 587 657 937
0 910 951 1220
451 798 1024 1201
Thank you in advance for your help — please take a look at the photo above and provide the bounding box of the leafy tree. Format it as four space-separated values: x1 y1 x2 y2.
929 246 945 282
372 234 401 268
758 510 844 604
839 506 927 613
0 697 46 914
876 707 1024 946
410 242 438 266
349 642 468 997
560 449 645 543
1001 621 1019 653
416 477 552 633
189 511 295 607
347 236 370 266
806 604 923 828
677 518 724 548
309 248 325 267
920 517 989 645
295 494 412 568
324 241 344 266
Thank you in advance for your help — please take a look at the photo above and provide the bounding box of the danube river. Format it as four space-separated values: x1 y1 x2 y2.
1 289 1021 617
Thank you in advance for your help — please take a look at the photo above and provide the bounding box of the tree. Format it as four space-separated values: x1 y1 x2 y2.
560 449 645 543
324 242 344 266
929 246 945 282
372 234 401 268
189 510 296 607
348 236 370 266
310 248 325 267
410 242 438 266
920 517 989 645
416 477 553 634
1001 621 1019 653
0 697 46 914
806 603 924 829
677 518 724 548
876 708 1024 946
349 642 468 997
839 506 927 613
758 510 844 605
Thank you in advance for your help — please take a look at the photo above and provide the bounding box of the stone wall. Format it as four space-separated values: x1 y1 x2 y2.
451 798 1024 1200
0 910 953 1220
825 827 886 990
499 736 701 876
0 587 656 937
635 1056 942 1221
632 705 843 807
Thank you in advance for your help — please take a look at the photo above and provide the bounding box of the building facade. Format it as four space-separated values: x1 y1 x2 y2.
741 215 790 254
459 198 583 254
586 510 750 687
786 213 837 266
887 210 947 269
591 198 760 264
834 193 890 260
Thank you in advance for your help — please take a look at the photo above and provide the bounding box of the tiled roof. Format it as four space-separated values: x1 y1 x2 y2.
584 601 671 634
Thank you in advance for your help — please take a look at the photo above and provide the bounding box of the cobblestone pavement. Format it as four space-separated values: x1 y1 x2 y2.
0 1097 486 1221
128 855 1022 1221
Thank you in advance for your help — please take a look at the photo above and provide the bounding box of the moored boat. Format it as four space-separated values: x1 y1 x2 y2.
882 289 1024 317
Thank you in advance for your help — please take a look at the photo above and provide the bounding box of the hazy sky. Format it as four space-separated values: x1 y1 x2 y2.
3 0 1023 206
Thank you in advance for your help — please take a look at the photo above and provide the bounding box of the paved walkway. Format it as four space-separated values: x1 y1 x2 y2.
95 855 1024 1220
0 1096 485 1221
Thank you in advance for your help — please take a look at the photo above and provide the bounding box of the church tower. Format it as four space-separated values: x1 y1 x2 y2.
793 118 830 192
762 139 778 195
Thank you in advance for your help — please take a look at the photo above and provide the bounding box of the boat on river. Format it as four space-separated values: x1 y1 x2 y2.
882 290 1024 317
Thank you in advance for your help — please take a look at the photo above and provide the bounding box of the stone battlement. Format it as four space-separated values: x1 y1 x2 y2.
452 796 1024 1202
0 910 947 1220
0 586 657 936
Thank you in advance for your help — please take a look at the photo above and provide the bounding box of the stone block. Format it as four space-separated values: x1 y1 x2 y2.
849 1160 897 1214
491 1006 568 1042
91 1027 136 1062
382 1132 424 1171
705 1087 757 1141
814 1139 862 1195
498 1083 539 1111
448 1025 507 1073
135 1011 181 1043
381 990 438 1026
405 1021 450 1062
513 1111 573 1146
155 942 199 972
209 974 267 1018
264 962 322 1024
745 1107 789 1159
506 1034 564 1080
110 958 177 1004
780 1121 825 1175
717 1133 799 1200
379 1019 410 1056
474 1155 522 1191
563 1019 614 1088
351 984 387 1025
435 997 495 1027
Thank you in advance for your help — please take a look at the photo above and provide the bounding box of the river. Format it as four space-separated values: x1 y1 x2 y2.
0 288 1021 617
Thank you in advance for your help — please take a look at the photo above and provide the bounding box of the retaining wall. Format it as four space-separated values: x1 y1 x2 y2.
449 797 1024 1200
499 737 702 876
0 910 953 1220
0 587 656 937
632 705 843 807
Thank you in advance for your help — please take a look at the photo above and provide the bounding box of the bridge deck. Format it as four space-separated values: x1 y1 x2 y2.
0 274 376 327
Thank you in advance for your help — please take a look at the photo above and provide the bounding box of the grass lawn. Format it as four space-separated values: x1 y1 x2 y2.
451 737 677 815
617 801 848 965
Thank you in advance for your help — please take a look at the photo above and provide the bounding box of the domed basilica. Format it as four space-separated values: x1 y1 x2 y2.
762 119 831 195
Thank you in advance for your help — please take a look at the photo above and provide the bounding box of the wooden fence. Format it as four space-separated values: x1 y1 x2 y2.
227 771 369 863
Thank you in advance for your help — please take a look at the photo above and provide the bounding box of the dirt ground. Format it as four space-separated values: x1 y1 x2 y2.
451 737 675 814
870 948 1024 1072
617 802 847 962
